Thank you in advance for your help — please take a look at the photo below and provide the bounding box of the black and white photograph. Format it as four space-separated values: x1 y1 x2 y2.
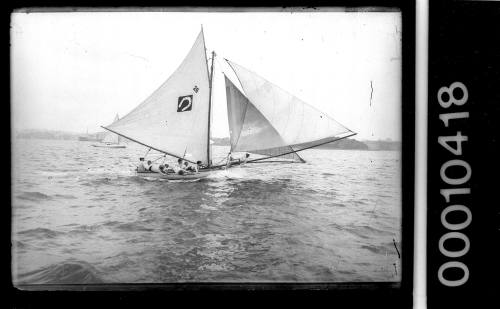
11 9 405 286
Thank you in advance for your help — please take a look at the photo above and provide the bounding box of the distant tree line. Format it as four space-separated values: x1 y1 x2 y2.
211 137 401 151
15 129 103 141
15 130 400 151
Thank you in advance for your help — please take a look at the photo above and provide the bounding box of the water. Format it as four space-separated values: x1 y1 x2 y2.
12 139 402 284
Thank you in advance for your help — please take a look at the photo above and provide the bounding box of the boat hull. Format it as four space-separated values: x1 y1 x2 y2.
79 137 100 141
137 171 209 180
91 144 126 148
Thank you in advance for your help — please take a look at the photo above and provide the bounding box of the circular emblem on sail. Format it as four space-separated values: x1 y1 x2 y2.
177 95 193 112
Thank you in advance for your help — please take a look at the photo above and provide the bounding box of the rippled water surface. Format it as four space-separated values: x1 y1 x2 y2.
12 139 402 284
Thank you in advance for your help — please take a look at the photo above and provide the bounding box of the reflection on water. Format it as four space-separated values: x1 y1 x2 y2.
12 139 402 284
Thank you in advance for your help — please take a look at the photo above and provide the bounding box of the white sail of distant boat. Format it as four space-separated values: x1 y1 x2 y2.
92 114 126 148
101 114 120 144
102 28 356 177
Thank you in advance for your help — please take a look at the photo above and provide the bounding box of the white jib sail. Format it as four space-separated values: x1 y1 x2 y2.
102 114 120 144
104 31 211 165
226 60 354 151
225 76 304 162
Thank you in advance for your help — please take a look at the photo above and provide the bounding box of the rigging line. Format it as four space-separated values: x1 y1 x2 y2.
245 133 357 164
209 133 357 168
215 54 234 80
251 146 303 162
215 54 226 74
224 58 248 98
101 126 197 164
151 155 165 163
245 160 298 164
290 145 306 163
200 26 211 84
212 155 229 166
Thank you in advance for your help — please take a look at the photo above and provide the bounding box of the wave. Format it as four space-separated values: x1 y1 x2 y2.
98 221 155 232
17 227 64 239
13 143 402 282
15 191 53 202
15 191 77 202
360 244 389 255
16 260 105 284
54 194 77 199
168 178 203 183
358 225 393 235
14 240 28 249
353 199 368 206
82 177 115 186
340 225 391 241
38 171 75 178
105 219 125 225
68 224 101 235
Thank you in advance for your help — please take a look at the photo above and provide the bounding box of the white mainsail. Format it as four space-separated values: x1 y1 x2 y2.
225 59 355 159
102 114 121 144
104 30 211 165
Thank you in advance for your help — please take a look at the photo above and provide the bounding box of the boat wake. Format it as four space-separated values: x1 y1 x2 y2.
167 178 203 183
208 168 247 180
87 168 135 177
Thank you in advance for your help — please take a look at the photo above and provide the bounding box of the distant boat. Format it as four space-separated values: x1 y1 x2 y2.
92 114 126 148
78 127 100 142
102 28 355 178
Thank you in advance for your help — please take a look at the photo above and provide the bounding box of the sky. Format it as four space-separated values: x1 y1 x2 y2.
11 10 402 141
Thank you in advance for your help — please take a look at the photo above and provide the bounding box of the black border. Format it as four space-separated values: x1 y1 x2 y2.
427 1 500 308
8 2 415 307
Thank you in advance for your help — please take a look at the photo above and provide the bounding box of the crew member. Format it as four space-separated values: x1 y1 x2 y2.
195 161 203 172
137 157 148 172
242 153 250 164
146 160 153 172
184 161 197 172
174 158 185 175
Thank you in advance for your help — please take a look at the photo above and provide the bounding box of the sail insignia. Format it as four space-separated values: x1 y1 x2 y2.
177 95 193 112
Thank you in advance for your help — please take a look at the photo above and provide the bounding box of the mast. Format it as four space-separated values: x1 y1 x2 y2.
207 50 215 166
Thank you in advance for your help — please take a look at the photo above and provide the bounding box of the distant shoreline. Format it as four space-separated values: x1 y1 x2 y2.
14 129 401 151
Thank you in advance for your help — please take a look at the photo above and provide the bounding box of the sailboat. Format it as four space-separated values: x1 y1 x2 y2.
92 114 126 148
102 28 356 179
78 127 100 141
